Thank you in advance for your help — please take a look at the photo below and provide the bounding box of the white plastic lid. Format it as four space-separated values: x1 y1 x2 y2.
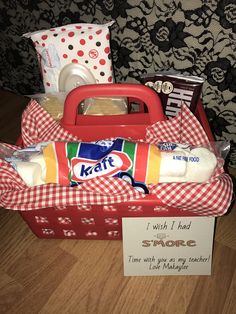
58 63 96 92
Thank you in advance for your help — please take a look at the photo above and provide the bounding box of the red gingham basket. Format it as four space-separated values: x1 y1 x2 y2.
0 84 233 240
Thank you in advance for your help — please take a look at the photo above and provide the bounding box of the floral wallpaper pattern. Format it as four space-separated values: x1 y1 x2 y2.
0 0 235 167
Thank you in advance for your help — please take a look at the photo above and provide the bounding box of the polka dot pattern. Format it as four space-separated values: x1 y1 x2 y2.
27 22 114 92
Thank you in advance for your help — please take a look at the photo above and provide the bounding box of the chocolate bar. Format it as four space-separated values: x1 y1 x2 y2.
142 72 204 118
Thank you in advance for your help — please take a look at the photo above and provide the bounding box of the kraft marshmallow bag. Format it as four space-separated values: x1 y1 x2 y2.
24 22 114 93
5 139 218 188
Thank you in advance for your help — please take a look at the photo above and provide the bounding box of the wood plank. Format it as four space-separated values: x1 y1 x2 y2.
215 207 236 250
222 268 236 314
186 242 236 314
0 271 24 313
2 240 77 314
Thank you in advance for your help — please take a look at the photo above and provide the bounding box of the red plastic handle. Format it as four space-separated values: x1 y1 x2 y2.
62 83 165 125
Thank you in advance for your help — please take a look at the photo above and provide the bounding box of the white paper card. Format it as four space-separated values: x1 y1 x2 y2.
122 217 215 276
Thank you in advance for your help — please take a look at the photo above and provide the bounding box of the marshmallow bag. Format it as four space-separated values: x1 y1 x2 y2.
24 22 114 93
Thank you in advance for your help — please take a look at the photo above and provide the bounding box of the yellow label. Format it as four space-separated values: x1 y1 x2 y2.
146 144 161 184
43 143 57 183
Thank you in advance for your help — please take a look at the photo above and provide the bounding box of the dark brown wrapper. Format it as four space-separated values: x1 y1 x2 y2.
142 73 204 119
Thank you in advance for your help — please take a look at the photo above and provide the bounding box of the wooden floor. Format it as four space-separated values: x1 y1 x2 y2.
0 203 235 314
0 89 236 314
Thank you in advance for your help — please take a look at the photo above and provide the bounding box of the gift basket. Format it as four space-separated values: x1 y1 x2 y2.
0 83 233 240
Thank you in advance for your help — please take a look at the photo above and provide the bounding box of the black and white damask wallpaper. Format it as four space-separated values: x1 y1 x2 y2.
0 0 235 166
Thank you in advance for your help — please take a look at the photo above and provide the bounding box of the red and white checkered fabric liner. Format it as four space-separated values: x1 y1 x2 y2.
0 100 233 216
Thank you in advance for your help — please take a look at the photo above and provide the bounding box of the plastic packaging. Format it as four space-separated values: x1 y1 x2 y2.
1 139 227 188
28 93 67 121
82 96 128 115
23 22 114 93
29 93 128 119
